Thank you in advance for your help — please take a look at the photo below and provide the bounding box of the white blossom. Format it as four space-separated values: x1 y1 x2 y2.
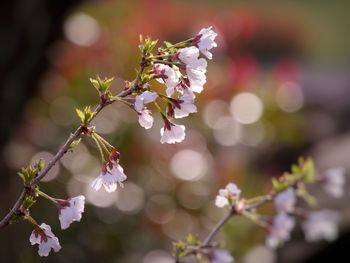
138 108 154 129
186 58 207 93
174 92 197 118
302 210 339 242
215 183 241 208
266 213 295 249
134 91 158 112
197 26 218 60
154 63 181 96
29 223 61 257
160 123 185 144
274 188 296 213
178 46 201 65
91 162 127 192
211 249 234 263
322 167 346 198
178 47 207 94
58 195 85 230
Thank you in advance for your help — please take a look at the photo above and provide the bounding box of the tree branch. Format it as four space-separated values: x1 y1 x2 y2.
202 195 273 246
203 210 234 246
0 86 135 228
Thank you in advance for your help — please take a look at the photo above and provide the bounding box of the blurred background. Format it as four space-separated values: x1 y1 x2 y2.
1 0 350 262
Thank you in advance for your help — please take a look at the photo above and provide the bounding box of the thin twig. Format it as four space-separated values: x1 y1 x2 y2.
0 85 135 228
202 210 234 246
201 195 273 247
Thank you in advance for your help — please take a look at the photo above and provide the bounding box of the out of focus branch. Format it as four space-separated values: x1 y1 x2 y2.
202 194 273 246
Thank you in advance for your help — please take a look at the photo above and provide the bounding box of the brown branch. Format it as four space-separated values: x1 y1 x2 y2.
202 210 234 246
201 194 273 247
0 86 135 228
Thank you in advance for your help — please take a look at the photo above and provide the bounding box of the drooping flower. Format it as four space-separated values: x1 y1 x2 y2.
29 223 61 257
138 108 154 129
210 249 234 263
266 213 295 249
302 210 339 242
321 167 346 198
91 161 127 192
154 63 181 96
173 92 197 119
186 58 207 94
58 195 85 230
178 47 207 94
215 183 241 208
160 118 186 144
196 26 218 60
274 188 296 213
134 91 158 112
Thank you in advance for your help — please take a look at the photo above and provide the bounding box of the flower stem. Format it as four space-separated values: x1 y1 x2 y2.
152 60 182 66
91 133 107 163
37 190 57 204
94 133 114 150
24 215 39 227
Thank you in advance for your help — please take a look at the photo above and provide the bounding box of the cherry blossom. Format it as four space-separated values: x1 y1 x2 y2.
91 161 127 192
266 213 295 248
178 47 207 94
302 210 339 242
134 91 158 112
274 188 296 213
196 26 218 60
58 195 85 230
322 167 345 198
173 92 197 119
29 223 61 257
178 46 201 65
211 249 234 263
138 108 154 129
160 121 185 144
215 183 241 208
154 63 181 96
186 58 207 94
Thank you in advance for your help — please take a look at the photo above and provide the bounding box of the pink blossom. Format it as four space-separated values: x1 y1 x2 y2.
322 167 346 198
91 162 127 192
211 249 234 263
266 213 295 248
274 188 296 213
58 195 85 230
29 223 61 257
178 46 201 65
160 122 185 144
215 183 241 208
196 26 218 60
138 108 154 129
134 91 158 112
178 47 207 94
302 210 339 242
174 92 197 119
154 63 181 96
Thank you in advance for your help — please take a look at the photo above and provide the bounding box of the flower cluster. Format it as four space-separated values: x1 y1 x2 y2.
91 148 127 192
26 29 217 257
130 26 217 144
266 167 346 249
215 183 243 211
320 167 345 198
210 159 346 260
